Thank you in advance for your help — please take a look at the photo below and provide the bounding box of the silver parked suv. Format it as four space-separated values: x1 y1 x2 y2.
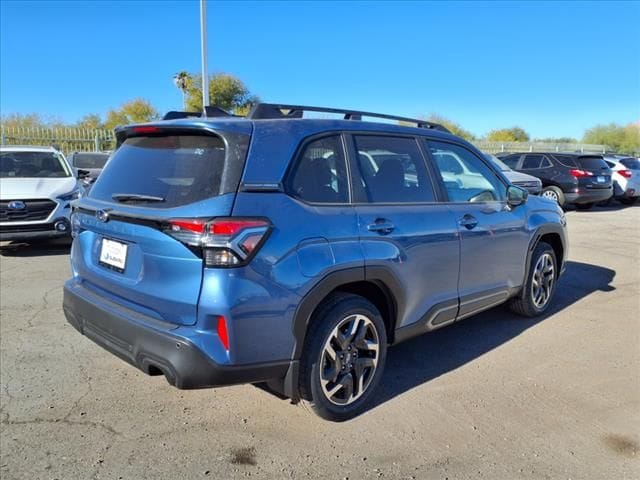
0 145 82 241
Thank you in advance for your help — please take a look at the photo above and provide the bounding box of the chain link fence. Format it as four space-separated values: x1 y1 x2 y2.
0 125 116 155
1 124 609 157
474 141 607 154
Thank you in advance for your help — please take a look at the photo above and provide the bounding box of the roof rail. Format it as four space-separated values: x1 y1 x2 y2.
247 103 450 133
162 106 236 121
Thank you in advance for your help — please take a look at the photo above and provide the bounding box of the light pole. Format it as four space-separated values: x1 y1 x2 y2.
200 0 209 111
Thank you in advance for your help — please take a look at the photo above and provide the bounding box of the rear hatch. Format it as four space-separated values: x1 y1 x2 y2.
575 156 612 189
72 124 251 326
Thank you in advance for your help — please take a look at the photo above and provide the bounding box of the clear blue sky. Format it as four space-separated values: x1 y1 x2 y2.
1 0 639 139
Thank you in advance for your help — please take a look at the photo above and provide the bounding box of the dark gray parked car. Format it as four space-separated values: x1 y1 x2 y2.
67 151 110 184
485 153 542 195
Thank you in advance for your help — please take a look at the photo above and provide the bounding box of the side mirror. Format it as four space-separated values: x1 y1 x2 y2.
76 168 91 179
507 185 528 207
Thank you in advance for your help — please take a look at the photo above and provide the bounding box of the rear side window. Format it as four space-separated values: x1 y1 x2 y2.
353 136 436 203
89 135 241 208
72 153 109 169
577 156 608 170
288 135 349 203
621 158 640 170
553 155 578 168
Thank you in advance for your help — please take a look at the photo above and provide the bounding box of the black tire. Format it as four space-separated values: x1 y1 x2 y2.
541 186 565 207
509 242 557 318
619 197 638 205
575 202 594 210
299 293 387 422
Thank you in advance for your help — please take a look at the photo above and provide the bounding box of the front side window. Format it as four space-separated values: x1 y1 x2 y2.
353 135 435 203
501 155 520 169
288 135 349 203
521 154 544 170
428 141 505 203
0 151 71 178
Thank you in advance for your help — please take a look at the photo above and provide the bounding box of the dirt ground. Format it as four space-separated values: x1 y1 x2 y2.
1 203 638 479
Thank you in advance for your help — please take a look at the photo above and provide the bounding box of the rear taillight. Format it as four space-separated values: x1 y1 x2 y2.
164 217 271 267
569 169 593 178
618 170 632 179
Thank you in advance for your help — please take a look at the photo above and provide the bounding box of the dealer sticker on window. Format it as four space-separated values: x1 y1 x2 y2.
99 238 128 272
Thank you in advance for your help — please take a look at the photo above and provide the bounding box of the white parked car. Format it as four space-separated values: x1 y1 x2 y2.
0 145 84 242
603 156 640 205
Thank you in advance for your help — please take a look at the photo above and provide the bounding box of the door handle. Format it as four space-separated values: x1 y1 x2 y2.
367 219 395 235
458 214 478 230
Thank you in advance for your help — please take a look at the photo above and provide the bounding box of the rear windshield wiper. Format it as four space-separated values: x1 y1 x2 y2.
112 193 165 203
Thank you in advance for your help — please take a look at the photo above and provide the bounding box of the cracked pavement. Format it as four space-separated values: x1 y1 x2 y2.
0 204 639 479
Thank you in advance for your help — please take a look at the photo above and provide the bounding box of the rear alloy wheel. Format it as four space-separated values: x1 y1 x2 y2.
299 293 387 421
508 242 557 318
541 186 565 207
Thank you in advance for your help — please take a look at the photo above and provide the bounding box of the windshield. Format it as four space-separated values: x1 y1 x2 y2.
72 153 109 169
0 151 71 178
484 153 511 171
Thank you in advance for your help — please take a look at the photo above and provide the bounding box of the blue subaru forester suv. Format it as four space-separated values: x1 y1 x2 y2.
63 104 567 421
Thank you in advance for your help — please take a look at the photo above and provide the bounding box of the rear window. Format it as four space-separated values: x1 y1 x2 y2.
72 153 109 169
620 158 640 170
577 156 608 170
89 135 242 208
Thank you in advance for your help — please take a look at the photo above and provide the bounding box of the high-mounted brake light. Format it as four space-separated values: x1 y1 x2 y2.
569 169 593 178
163 217 271 267
132 126 161 134
618 169 632 179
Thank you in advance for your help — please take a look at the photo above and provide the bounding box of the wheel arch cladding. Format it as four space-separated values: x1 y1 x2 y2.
291 268 399 360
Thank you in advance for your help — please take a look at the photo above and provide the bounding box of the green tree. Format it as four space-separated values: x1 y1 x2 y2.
425 113 476 141
183 72 259 114
1 113 49 129
583 122 640 154
486 127 530 142
76 113 104 130
104 99 159 130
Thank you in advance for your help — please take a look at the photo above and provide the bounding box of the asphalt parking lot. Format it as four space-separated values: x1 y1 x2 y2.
1 204 638 480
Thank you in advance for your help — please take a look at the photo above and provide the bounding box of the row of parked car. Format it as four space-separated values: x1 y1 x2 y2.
493 151 639 209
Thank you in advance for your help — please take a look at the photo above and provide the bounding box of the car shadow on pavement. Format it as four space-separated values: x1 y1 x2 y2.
369 260 616 411
0 239 72 257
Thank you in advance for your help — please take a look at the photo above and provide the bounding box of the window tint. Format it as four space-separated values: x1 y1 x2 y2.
620 158 640 170
288 135 349 203
521 154 544 170
353 136 435 203
541 156 553 168
90 135 234 208
501 155 520 169
577 156 609 171
428 141 505 203
553 155 578 168
0 151 71 178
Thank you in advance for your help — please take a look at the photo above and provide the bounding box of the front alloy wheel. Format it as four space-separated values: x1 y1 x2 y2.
531 252 555 309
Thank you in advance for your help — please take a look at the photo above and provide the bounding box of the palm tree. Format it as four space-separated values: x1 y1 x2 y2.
173 72 191 110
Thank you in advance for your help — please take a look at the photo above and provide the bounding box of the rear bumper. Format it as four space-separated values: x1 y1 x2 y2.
63 280 290 389
565 187 612 205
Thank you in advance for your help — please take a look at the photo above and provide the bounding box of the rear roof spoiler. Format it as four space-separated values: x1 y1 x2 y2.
162 106 236 121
